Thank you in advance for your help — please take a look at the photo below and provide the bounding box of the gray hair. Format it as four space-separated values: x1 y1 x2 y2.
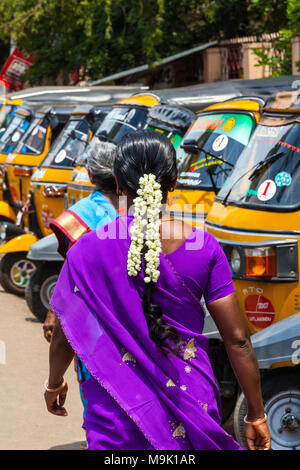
86 138 117 193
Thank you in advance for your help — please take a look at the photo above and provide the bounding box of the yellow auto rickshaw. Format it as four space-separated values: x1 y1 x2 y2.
0 104 37 221
0 97 23 138
1 105 74 222
65 94 161 205
67 101 195 206
24 101 195 321
0 97 23 199
204 90 300 449
0 104 110 295
166 97 265 227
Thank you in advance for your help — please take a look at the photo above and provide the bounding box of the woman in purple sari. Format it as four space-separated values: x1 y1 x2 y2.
44 130 270 451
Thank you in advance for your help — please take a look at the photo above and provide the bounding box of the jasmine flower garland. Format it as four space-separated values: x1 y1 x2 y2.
127 174 163 283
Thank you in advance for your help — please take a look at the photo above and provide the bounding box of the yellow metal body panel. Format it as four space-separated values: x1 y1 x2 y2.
0 233 38 253
0 201 17 222
30 167 73 236
67 166 94 205
202 99 262 123
117 95 160 107
205 202 300 336
4 126 52 204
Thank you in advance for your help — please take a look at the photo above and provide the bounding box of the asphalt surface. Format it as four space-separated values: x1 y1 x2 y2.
0 286 236 450
0 289 85 450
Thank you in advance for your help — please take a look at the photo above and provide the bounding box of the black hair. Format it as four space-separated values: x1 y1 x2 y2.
114 129 178 201
115 130 181 355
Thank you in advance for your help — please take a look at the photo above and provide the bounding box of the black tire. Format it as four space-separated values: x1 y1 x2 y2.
0 252 36 296
233 368 300 450
25 262 62 322
0 216 15 223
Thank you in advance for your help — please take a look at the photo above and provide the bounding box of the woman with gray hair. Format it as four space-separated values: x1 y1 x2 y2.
50 138 120 258
44 139 121 445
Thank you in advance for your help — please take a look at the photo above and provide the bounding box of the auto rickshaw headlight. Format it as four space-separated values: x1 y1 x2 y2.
220 240 298 282
0 222 7 241
42 184 66 197
230 248 241 273
14 166 32 177
245 247 277 278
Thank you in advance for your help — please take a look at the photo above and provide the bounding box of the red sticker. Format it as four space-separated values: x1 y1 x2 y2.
244 295 275 328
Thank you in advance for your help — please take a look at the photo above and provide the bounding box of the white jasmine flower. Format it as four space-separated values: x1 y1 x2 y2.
127 174 162 283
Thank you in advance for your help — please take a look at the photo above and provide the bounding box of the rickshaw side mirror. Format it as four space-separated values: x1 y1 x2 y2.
49 114 59 130
180 138 199 154
69 129 88 143
25 111 34 123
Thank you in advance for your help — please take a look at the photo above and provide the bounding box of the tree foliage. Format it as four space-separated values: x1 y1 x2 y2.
252 0 300 76
0 0 297 85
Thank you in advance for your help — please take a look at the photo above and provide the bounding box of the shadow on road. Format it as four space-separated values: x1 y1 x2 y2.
25 317 41 323
49 441 85 450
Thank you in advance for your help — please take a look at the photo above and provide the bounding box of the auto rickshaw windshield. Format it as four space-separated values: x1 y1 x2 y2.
176 112 255 191
14 117 48 155
41 118 90 168
74 106 155 167
0 113 30 154
95 106 149 144
216 119 300 210
0 104 15 137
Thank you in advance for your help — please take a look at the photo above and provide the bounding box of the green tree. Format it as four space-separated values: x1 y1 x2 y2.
0 0 297 85
252 0 300 75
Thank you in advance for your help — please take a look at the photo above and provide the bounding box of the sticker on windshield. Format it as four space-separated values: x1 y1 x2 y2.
12 131 21 143
190 156 223 172
5 153 15 164
55 149 66 163
212 134 228 152
275 171 291 187
257 127 280 138
257 179 277 201
223 117 235 132
75 171 90 183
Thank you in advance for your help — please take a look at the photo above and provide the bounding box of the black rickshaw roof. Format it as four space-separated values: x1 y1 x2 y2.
147 104 195 132
139 76 300 112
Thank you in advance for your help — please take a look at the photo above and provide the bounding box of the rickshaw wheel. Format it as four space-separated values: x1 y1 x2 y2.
0 252 36 296
25 263 62 322
233 368 300 450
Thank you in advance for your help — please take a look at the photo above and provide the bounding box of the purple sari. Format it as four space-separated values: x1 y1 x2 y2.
50 215 242 450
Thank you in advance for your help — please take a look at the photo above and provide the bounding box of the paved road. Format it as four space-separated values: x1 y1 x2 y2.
0 289 85 450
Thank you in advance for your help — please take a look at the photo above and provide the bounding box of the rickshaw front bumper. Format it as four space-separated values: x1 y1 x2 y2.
250 312 300 368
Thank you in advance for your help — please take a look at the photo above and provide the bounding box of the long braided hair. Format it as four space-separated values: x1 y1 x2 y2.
114 130 181 355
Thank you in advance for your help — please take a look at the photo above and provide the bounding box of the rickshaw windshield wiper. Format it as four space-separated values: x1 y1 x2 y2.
221 151 285 205
180 140 234 168
248 151 285 180
196 146 234 168
67 129 89 143
180 141 234 195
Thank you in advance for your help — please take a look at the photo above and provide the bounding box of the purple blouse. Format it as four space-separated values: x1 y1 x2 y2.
51 216 241 451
